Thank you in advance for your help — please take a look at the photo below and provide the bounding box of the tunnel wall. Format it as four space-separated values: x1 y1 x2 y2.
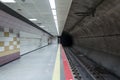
0 10 51 65
73 46 120 77
67 0 120 77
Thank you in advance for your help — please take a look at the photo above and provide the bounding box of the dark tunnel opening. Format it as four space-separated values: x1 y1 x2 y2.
60 31 73 47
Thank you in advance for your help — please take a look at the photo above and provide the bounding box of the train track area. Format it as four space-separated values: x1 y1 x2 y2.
64 47 119 80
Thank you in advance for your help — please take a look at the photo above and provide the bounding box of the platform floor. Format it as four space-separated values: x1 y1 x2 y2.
0 44 62 80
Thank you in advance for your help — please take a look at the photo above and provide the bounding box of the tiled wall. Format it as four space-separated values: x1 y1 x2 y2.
0 27 20 66
20 31 49 55
0 10 52 65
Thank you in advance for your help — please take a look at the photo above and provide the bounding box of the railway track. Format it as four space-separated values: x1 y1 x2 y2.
64 47 119 80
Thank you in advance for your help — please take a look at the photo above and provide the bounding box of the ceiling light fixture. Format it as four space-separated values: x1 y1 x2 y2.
49 0 56 9
54 19 59 35
29 19 37 21
49 0 59 35
52 10 57 16
55 19 58 26
0 0 16 3
53 15 57 20
40 26 45 28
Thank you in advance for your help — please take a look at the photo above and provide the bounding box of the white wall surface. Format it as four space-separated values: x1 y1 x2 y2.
52 37 58 44
0 10 52 55
20 31 49 55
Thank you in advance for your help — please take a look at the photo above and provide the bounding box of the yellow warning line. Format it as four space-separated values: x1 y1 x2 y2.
52 44 60 80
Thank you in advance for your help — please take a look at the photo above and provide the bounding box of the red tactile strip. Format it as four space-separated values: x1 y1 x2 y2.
61 45 74 80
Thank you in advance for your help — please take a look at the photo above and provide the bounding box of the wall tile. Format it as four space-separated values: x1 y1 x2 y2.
0 42 4 46
0 47 4 52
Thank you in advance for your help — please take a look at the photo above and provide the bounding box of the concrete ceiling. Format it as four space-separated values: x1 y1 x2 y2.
55 0 72 35
1 0 72 36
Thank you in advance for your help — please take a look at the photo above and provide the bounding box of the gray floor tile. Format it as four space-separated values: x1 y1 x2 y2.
0 44 58 80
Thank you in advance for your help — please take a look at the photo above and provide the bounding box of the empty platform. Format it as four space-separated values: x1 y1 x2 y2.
0 44 59 80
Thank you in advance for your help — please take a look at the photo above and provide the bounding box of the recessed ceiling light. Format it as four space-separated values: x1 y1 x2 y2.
40 26 45 28
29 19 37 21
0 0 16 3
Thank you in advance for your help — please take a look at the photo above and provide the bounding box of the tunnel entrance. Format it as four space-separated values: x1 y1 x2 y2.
60 31 73 47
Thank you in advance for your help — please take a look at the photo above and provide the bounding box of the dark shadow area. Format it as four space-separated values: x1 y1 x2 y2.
60 31 73 47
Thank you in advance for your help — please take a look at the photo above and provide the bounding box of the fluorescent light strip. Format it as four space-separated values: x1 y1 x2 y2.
0 0 16 3
54 15 59 35
40 26 45 28
52 10 57 16
29 19 37 21
49 0 59 35
55 20 59 35
54 15 57 20
49 0 56 9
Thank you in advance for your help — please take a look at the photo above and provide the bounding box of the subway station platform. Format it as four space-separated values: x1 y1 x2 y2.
0 0 120 79
0 44 74 80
